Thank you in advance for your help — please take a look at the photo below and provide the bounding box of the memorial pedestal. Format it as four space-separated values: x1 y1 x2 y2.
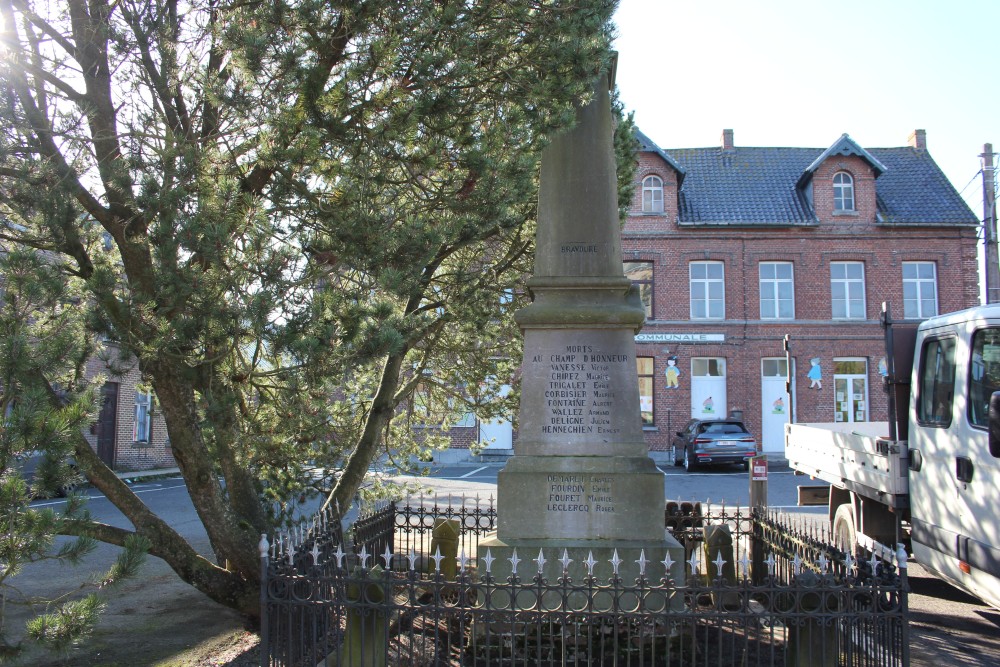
481 452 684 609
480 64 684 610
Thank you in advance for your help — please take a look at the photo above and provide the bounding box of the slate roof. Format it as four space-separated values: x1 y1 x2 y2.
637 132 979 227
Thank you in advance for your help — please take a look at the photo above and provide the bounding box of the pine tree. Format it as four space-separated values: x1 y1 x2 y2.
0 0 630 616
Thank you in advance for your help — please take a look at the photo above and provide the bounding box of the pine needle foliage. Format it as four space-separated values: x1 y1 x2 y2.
0 0 632 619
0 249 146 660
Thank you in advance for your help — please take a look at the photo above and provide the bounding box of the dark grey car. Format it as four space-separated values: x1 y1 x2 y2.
13 450 80 498
672 418 758 471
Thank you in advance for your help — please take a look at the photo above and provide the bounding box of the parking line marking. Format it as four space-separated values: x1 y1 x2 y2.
459 466 489 478
31 481 187 507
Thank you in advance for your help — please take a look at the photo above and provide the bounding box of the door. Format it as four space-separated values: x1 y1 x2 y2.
96 381 118 467
691 358 726 419
760 358 794 452
479 384 513 449
958 326 1000 608
833 358 868 423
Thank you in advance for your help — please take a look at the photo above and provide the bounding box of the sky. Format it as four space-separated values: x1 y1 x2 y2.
612 0 998 220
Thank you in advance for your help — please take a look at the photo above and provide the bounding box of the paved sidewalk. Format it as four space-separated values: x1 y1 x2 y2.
115 466 181 481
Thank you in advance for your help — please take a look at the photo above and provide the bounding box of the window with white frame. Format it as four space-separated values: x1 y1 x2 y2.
833 172 855 211
499 288 516 314
134 391 152 443
637 357 654 426
690 261 725 319
412 377 476 428
642 175 664 213
759 262 794 319
830 261 865 319
903 261 938 319
624 261 654 319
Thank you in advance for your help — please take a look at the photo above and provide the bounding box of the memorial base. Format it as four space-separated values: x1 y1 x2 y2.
495 455 667 540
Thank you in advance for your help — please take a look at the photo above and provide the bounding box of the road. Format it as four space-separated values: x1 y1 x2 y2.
385 459 809 510
21 463 1000 666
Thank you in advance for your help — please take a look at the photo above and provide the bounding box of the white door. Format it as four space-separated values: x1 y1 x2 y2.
479 384 513 449
833 358 868 423
691 358 726 419
760 358 794 452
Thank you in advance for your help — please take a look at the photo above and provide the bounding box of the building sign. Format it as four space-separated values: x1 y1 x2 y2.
634 333 725 343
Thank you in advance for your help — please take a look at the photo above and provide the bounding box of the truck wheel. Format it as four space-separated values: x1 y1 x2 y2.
833 504 857 554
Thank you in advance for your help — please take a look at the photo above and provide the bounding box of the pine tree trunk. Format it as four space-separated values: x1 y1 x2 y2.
327 350 408 515
68 427 261 617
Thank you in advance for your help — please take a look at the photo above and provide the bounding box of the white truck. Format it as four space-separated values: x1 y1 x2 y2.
786 304 1000 610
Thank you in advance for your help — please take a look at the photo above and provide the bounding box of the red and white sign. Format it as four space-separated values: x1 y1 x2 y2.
751 459 768 481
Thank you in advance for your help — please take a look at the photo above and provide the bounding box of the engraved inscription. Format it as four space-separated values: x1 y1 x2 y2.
536 344 629 437
560 243 599 254
546 474 616 513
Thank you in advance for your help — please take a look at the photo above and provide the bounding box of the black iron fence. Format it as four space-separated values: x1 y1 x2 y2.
260 496 908 666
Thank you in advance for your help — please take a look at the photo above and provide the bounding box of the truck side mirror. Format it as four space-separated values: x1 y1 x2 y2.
989 392 1000 458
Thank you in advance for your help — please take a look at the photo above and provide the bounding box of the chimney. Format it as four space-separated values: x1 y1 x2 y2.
909 129 926 151
721 128 734 151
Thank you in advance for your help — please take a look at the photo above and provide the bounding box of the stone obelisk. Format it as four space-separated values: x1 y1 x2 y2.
480 63 683 589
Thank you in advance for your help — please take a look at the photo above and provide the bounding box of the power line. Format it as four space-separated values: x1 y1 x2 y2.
959 168 984 197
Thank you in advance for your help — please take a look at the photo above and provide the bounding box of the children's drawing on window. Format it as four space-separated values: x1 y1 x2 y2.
808 358 822 389
665 355 681 389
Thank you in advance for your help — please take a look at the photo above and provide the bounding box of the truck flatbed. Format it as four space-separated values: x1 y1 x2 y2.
786 422 909 512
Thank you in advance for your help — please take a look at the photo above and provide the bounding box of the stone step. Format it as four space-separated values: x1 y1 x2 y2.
476 449 513 462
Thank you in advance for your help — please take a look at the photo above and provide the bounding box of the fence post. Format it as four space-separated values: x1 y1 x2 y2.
785 569 839 667
430 519 460 579
897 543 911 667
749 455 768 584
258 534 270 667
702 524 739 609
336 565 389 667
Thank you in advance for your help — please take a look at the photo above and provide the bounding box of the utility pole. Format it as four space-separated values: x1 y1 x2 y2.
982 143 999 304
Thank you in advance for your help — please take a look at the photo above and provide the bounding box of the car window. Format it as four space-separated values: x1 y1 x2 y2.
701 422 745 434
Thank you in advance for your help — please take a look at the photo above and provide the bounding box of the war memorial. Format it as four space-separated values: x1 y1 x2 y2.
478 64 684 587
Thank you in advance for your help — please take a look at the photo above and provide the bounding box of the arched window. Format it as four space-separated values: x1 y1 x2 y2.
642 175 664 213
833 172 855 211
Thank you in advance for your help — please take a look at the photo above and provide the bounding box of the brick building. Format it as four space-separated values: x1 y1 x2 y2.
624 128 981 458
85 344 175 472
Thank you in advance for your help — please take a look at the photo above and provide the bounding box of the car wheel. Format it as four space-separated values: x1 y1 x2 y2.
58 465 82 497
684 448 696 472
673 446 684 467
743 460 750 471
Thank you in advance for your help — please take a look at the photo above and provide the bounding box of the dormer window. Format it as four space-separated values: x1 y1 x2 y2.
833 172 855 211
642 175 664 213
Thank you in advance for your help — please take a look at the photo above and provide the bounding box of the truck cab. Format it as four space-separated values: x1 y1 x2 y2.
786 303 1000 610
907 305 1000 609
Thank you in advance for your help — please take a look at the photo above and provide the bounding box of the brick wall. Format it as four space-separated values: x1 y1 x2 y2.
84 346 175 472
